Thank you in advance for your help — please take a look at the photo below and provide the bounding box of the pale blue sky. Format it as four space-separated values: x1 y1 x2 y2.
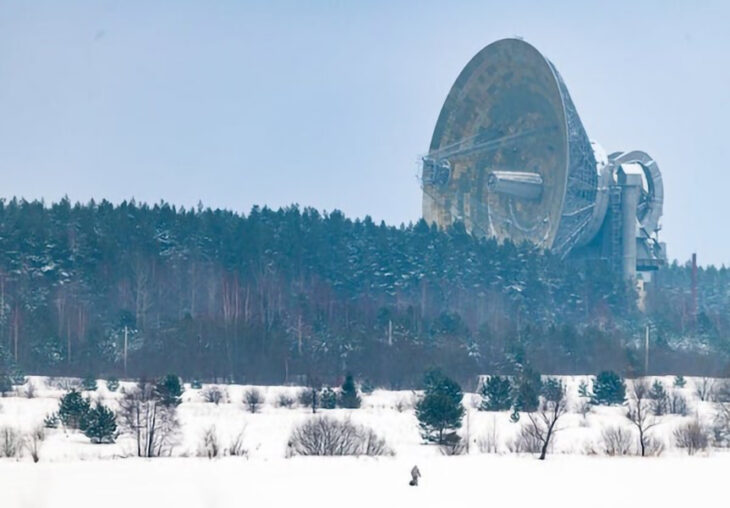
1 1 728 265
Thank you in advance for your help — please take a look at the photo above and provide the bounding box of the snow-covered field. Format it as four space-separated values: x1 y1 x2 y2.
1 376 728 507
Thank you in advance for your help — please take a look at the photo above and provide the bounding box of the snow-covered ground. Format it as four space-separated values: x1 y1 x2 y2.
1 376 728 507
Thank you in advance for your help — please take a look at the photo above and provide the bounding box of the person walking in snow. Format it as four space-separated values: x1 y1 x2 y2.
409 465 421 486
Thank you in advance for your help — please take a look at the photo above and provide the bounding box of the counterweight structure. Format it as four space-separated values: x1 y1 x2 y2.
421 39 666 279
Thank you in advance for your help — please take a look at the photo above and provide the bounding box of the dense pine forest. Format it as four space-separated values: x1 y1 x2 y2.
0 198 727 387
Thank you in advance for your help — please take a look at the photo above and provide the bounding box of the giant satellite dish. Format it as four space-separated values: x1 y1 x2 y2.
422 38 606 257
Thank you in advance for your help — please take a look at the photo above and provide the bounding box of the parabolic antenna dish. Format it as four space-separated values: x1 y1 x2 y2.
422 38 600 255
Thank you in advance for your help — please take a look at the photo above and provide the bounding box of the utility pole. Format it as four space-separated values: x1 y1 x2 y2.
644 324 650 376
123 325 128 378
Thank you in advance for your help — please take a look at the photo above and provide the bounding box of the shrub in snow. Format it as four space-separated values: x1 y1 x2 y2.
24 426 45 463
201 385 227 405
24 381 37 399
713 380 730 403
360 379 375 395
319 387 337 409
82 375 98 391
338 374 361 409
243 388 264 413
82 403 118 444
590 371 626 406
674 420 709 455
668 390 689 416
479 375 512 411
190 379 203 389
649 380 669 416
507 425 543 454
415 368 464 445
43 413 60 429
106 377 120 392
155 374 184 407
394 395 414 413
0 426 22 458
198 426 222 459
0 375 12 397
228 428 248 457
297 387 315 408
600 426 635 456
477 420 500 454
695 377 714 402
673 375 686 388
276 393 296 408
711 402 730 447
439 436 466 456
287 416 392 457
58 389 91 430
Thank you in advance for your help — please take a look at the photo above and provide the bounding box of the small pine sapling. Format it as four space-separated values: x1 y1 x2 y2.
58 389 91 430
479 375 512 411
106 377 120 392
590 371 626 406
338 374 361 409
82 403 118 444
155 374 184 407
82 375 98 391
320 387 337 409
673 375 687 388
649 380 669 416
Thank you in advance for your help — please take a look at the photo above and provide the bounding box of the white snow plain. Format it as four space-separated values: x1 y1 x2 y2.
0 375 728 508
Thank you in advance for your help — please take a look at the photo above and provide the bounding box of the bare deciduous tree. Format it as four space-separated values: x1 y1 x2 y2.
243 388 264 413
198 425 221 459
600 426 634 456
695 377 714 402
24 425 45 462
673 419 709 455
200 385 227 405
118 382 180 457
627 378 659 457
0 426 21 458
521 378 567 460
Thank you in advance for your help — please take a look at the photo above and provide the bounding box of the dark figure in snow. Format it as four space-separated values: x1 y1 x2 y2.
409 465 421 486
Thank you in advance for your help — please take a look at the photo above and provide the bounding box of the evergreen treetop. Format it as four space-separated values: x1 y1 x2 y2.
338 374 361 409
590 371 626 406
416 368 465 444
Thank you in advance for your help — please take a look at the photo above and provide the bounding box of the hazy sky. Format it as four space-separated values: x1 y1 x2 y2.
1 1 728 265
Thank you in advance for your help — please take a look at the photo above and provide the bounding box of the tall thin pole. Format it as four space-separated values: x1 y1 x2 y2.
691 253 698 327
644 325 649 375
123 325 128 378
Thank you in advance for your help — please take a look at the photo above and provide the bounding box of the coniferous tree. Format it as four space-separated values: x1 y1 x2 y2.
155 374 183 407
415 368 465 444
590 371 626 406
479 376 512 411
82 403 117 444
673 375 686 388
578 380 590 398
0 375 11 397
320 387 337 409
511 366 542 413
338 374 361 409
649 380 669 416
106 377 120 392
82 375 98 391
58 389 91 430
